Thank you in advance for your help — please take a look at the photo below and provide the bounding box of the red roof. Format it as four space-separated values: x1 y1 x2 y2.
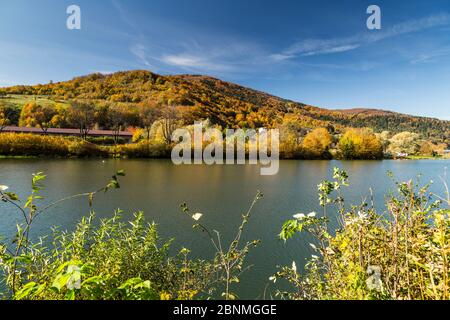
1 126 133 137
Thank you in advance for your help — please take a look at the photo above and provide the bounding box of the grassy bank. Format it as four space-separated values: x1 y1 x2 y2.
406 155 450 160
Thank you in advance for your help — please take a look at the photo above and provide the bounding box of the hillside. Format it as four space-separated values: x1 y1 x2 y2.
1 70 449 140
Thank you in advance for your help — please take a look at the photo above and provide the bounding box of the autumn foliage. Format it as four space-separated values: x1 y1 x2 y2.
337 128 383 160
301 128 333 159
0 70 448 159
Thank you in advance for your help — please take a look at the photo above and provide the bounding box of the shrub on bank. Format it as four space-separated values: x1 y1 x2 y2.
0 133 107 157
67 139 109 157
0 133 69 156
276 168 450 300
2 213 214 300
0 133 170 158
0 171 260 300
86 136 128 145
113 140 171 158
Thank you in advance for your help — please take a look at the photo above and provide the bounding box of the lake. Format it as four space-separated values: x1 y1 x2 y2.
0 159 449 299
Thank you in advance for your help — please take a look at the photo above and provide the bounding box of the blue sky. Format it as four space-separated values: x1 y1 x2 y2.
0 0 450 119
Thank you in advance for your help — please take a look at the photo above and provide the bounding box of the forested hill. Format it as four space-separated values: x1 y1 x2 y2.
1 70 449 139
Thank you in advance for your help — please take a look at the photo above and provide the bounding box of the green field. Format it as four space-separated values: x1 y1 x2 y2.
0 94 68 109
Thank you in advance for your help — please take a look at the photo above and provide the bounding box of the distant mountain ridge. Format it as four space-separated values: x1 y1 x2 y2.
1 70 449 140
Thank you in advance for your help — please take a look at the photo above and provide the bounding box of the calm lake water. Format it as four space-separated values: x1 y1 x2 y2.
0 159 449 298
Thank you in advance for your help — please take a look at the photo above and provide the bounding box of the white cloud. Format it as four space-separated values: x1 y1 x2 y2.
156 39 268 74
162 55 208 68
272 13 450 60
160 54 231 72
301 44 361 57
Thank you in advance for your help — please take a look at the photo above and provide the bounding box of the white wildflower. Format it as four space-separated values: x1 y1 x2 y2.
307 212 317 218
0 185 8 191
269 276 277 283
357 211 368 220
292 261 297 273
293 213 306 220
192 213 203 221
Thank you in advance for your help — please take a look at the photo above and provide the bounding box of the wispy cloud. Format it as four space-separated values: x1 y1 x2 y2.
160 54 231 72
130 43 154 68
272 13 450 60
111 0 141 35
156 39 269 74
110 4 450 78
410 47 450 64
112 0 158 70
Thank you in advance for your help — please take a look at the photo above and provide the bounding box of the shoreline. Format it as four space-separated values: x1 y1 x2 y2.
0 154 448 161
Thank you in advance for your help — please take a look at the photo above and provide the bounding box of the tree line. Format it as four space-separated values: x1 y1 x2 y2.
1 98 448 160
1 70 448 143
0 100 188 144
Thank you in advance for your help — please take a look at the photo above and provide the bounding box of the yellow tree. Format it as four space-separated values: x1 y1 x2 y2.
301 128 333 159
419 141 437 156
19 102 57 134
50 103 69 128
338 128 383 160
278 114 305 158
0 104 15 132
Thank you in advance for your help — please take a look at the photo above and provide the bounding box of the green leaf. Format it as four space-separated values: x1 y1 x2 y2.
4 192 19 201
52 274 71 291
14 282 38 300
118 277 143 289
65 289 76 300
279 220 300 241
